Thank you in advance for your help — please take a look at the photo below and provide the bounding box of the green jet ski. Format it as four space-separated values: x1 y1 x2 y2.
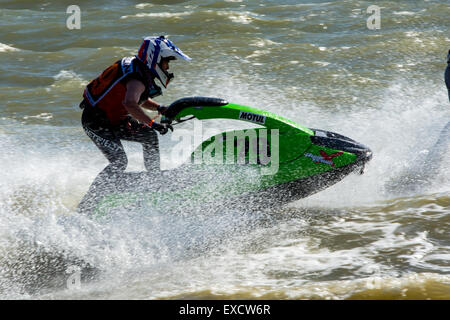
78 97 372 217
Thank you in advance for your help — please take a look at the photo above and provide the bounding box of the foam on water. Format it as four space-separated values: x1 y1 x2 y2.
0 120 275 297
0 43 20 52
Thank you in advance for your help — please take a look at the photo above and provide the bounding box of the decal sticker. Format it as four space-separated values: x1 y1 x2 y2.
239 111 266 125
305 150 343 167
121 57 134 74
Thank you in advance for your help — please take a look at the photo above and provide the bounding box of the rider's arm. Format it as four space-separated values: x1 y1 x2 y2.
122 79 153 124
140 98 160 111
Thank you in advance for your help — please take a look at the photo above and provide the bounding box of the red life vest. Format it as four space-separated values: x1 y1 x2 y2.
83 57 160 125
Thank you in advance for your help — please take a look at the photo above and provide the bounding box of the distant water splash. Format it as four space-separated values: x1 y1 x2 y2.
291 78 450 208
0 43 20 52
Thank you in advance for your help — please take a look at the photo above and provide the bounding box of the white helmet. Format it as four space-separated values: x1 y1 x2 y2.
136 35 191 88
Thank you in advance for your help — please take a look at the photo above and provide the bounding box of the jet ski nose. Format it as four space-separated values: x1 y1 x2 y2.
310 128 373 169
359 148 373 163
341 140 372 163
338 143 372 174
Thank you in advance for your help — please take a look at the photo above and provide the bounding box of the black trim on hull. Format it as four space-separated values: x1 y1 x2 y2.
204 157 370 214
247 158 369 208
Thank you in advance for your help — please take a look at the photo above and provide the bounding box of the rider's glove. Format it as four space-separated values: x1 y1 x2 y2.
157 105 169 115
148 120 173 135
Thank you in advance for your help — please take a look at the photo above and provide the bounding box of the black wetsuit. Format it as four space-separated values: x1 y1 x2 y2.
81 105 160 175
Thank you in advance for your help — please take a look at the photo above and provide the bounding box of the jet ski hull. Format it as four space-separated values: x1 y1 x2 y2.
77 97 372 216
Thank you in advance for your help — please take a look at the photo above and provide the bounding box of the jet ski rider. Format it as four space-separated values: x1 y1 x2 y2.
80 36 191 176
446 49 450 102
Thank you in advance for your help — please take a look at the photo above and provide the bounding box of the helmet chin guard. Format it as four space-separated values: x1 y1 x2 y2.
154 59 174 88
136 35 191 88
